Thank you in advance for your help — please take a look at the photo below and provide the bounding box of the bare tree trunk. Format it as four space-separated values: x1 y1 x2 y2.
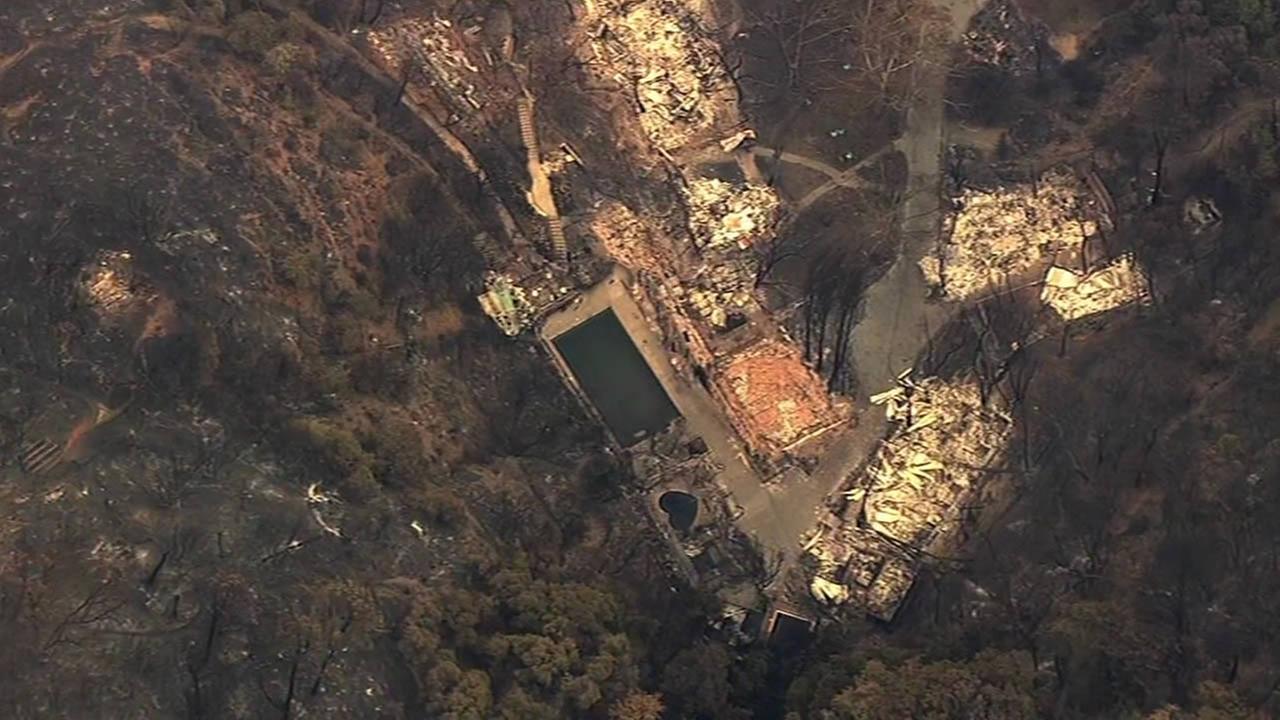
145 550 170 588
827 296 856 391
393 59 414 107
1150 132 1168 207
186 661 204 719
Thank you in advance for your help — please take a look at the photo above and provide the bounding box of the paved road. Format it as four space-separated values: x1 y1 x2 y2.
847 0 984 398
749 0 988 562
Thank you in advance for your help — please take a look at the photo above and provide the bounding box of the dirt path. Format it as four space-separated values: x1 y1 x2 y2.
750 145 857 179
750 144 893 210
1172 96 1276 175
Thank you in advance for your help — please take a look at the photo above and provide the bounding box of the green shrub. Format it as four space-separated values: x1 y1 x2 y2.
328 314 366 355
302 359 349 399
280 248 323 289
350 352 415 399
367 415 429 486
339 465 381 503
320 120 369 169
287 416 371 477
321 265 381 320
406 487 468 531
225 11 284 58
264 42 317 76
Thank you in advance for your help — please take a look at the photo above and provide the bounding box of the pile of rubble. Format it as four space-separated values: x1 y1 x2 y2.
83 250 153 323
476 271 565 336
1183 195 1223 234
684 177 781 250
805 372 1011 620
588 0 733 150
921 171 1098 301
963 0 1042 74
588 183 774 329
368 17 484 111
858 374 1010 548
806 524 917 622
717 339 841 456
688 260 756 328
1040 255 1150 322
588 200 674 276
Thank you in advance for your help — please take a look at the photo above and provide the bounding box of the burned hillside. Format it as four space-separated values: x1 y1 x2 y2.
7 0 1280 718
0 2 728 717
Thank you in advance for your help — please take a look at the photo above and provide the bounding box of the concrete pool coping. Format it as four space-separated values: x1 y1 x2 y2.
539 266 777 535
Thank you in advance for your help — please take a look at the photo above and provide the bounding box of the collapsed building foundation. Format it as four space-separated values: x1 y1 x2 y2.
806 372 1011 621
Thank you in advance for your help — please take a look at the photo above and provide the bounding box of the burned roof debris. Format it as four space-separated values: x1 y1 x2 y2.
586 0 736 151
717 339 842 457
1040 255 1150 322
921 170 1100 301
807 372 1011 621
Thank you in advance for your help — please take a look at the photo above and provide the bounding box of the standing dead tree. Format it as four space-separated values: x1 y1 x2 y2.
746 0 849 94
744 0 943 109
798 0 952 110
1149 131 1168 207
843 0 946 111
753 220 804 288
39 579 125 654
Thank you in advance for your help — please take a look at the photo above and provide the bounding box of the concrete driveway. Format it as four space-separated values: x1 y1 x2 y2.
749 0 988 565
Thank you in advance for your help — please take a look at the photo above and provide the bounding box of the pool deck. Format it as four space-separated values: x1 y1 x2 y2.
540 267 833 559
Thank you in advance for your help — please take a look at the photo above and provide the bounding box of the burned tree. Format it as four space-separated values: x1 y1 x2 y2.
745 0 849 93
799 251 874 393
1149 131 1168 207
753 225 803 288
740 0 942 109
843 0 947 110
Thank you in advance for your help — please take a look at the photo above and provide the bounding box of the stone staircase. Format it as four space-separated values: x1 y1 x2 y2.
19 437 62 474
517 95 568 263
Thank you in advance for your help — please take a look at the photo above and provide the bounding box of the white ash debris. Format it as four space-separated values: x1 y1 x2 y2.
689 261 756 327
963 0 1041 74
1040 255 1150 322
860 374 1010 548
83 250 148 321
865 556 915 620
924 171 1098 301
685 177 781 250
810 575 849 604
1183 195 1223 233
805 523 918 622
805 372 1011 621
477 268 577 335
540 145 580 177
588 200 674 275
720 128 756 153
588 0 734 150
476 272 537 336
154 227 222 255
368 16 483 110
306 483 343 538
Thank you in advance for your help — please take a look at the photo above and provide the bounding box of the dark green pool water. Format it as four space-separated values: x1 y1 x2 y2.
554 309 679 445
659 491 698 533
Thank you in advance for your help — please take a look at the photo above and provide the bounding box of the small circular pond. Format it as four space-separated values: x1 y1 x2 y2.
658 491 698 533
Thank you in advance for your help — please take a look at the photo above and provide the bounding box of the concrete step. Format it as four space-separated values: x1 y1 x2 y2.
20 438 62 474
547 217 568 261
